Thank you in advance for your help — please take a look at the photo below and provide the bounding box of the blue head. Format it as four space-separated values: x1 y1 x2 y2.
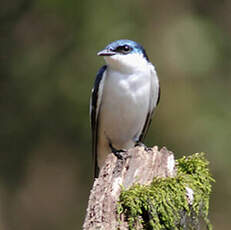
98 39 149 61
98 39 150 72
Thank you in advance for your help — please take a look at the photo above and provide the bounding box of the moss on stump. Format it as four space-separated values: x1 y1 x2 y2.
117 153 214 230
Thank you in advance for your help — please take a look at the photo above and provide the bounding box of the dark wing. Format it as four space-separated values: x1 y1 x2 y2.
139 67 160 142
90 65 107 177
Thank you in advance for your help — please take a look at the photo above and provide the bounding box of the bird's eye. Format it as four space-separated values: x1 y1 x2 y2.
115 45 132 54
122 45 131 53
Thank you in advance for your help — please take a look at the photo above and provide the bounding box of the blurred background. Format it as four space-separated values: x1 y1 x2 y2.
1 0 231 229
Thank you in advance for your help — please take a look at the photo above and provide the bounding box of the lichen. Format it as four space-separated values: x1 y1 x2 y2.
117 153 214 230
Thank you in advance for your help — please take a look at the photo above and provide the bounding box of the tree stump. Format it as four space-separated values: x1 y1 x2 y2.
83 146 213 230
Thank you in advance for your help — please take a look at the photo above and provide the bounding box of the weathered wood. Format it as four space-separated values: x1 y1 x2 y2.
83 146 176 230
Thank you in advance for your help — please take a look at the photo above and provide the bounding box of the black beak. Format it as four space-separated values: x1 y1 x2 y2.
97 49 116 56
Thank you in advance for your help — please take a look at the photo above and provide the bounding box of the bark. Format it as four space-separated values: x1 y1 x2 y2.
83 146 176 230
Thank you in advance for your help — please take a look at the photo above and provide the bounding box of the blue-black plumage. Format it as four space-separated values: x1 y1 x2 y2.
90 39 160 177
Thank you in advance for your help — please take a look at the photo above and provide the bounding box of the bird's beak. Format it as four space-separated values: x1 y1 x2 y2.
97 49 116 56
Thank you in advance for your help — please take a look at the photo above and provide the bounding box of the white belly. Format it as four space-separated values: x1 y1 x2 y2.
97 68 151 168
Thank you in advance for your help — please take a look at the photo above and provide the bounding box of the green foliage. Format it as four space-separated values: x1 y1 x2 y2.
117 153 214 230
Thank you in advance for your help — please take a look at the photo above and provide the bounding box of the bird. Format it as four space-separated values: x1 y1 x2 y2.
90 39 160 177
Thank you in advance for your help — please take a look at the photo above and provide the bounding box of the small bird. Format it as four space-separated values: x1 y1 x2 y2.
90 39 160 177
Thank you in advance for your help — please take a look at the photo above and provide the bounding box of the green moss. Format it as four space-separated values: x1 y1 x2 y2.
117 153 214 230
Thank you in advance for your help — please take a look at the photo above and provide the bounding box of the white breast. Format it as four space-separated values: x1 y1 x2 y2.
95 50 160 169
97 65 152 168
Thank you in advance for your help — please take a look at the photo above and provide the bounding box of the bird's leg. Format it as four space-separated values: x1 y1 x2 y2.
109 143 126 160
135 141 146 148
135 141 152 151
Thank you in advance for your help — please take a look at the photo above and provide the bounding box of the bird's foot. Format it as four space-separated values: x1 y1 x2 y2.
135 141 146 148
109 143 126 160
113 150 126 160
135 141 152 151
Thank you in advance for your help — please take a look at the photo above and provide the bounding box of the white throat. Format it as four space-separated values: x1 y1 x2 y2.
104 53 149 74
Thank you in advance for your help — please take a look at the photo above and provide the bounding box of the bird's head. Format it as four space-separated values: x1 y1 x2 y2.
97 39 150 73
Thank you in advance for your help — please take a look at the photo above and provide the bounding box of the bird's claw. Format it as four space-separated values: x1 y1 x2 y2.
113 150 125 160
109 143 126 160
135 141 151 151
